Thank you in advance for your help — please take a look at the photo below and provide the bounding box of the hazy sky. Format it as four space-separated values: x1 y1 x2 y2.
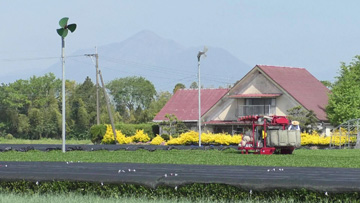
1 0 360 85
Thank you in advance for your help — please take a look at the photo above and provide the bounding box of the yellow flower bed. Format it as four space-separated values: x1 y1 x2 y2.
301 131 357 146
167 131 242 145
150 135 165 145
102 125 357 146
102 125 150 144
132 130 151 143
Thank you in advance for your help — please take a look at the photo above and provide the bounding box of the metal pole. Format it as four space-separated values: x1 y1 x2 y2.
61 37 66 153
95 48 100 125
198 60 201 147
339 127 341 149
348 121 350 148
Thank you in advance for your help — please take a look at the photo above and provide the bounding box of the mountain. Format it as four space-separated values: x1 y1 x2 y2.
45 30 250 92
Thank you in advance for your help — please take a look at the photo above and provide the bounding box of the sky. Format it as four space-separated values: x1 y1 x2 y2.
1 0 360 86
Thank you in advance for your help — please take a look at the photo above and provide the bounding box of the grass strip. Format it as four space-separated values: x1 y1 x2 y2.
0 149 359 168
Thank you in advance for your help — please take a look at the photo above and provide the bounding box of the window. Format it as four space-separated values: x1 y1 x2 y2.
245 98 275 106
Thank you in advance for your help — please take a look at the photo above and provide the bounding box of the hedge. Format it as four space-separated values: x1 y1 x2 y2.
90 123 158 144
0 181 358 202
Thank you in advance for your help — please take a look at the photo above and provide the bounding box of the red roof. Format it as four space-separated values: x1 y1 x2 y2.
229 93 282 98
257 65 329 121
153 88 229 121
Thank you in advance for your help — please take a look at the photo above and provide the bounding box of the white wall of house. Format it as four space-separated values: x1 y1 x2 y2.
202 98 238 122
275 95 301 116
202 68 305 123
242 73 282 94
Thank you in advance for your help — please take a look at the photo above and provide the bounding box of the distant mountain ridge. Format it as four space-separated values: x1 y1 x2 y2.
43 30 251 91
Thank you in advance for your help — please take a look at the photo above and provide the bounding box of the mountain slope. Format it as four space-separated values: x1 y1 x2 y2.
46 30 250 91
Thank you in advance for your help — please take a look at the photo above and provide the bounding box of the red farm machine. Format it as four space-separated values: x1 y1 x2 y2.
237 115 301 155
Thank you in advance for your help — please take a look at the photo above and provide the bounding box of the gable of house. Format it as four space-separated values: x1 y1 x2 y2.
153 88 229 122
202 65 329 122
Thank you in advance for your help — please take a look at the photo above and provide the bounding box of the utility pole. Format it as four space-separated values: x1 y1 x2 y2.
85 48 100 125
85 51 117 142
99 70 117 142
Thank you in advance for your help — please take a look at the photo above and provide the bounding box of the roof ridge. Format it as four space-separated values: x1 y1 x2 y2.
257 64 306 69
179 88 230 91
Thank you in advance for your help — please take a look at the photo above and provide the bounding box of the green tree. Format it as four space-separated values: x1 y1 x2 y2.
75 77 97 124
147 91 172 119
287 106 318 132
106 76 156 123
320 80 332 89
190 81 198 89
326 56 360 125
173 83 185 94
161 114 188 137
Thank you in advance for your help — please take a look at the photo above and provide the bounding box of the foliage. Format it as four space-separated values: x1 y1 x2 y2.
0 181 357 203
101 125 150 144
190 81 198 89
90 124 107 144
160 133 170 141
150 135 165 145
132 130 151 143
115 123 155 139
2 149 360 168
102 125 131 144
5 134 14 140
161 114 188 137
320 80 332 89
144 91 172 123
173 83 185 94
167 131 243 145
106 76 156 122
326 55 360 125
287 106 318 132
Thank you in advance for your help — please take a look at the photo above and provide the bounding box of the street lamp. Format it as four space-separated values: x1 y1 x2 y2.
197 46 208 147
56 17 77 153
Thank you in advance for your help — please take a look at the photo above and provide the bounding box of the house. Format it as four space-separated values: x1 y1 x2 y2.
154 65 330 135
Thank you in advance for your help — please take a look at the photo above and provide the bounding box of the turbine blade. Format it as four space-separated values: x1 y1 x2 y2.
57 28 68 38
203 46 208 53
67 24 77 32
59 17 69 28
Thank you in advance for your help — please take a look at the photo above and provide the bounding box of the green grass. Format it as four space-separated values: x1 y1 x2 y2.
0 138 92 145
0 148 359 168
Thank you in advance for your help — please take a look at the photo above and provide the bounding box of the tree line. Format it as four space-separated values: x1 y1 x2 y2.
0 54 358 140
0 73 171 140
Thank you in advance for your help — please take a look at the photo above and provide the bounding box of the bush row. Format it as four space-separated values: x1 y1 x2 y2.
93 125 358 146
0 180 358 202
90 123 158 144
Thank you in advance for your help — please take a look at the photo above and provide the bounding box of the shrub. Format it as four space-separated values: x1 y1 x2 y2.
132 130 150 143
101 125 132 144
115 123 155 139
160 133 170 141
90 124 107 144
150 135 165 145
5 134 13 140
